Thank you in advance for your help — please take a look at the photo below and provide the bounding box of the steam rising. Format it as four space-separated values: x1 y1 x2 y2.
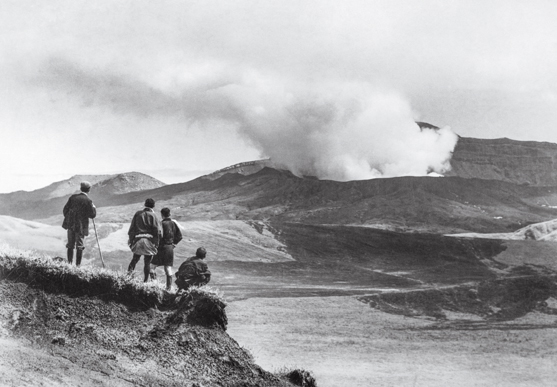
219 79 459 180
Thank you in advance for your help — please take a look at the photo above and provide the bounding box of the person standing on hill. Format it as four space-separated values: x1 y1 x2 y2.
127 198 162 282
150 207 183 291
62 181 97 267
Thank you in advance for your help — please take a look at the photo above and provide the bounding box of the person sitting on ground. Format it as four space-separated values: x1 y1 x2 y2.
175 247 211 291
127 198 162 282
149 207 183 291
62 181 96 267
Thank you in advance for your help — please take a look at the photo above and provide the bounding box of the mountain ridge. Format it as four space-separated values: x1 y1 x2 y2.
0 172 165 219
4 132 557 234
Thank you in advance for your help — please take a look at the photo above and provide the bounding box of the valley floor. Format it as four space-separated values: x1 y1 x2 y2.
227 296 557 387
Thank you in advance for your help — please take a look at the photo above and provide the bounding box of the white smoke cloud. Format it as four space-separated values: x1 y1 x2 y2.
215 75 459 180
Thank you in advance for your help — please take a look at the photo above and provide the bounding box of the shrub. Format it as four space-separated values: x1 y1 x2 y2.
277 368 317 387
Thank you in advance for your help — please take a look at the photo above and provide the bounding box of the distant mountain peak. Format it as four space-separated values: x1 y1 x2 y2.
0 172 166 220
92 172 165 195
416 121 440 130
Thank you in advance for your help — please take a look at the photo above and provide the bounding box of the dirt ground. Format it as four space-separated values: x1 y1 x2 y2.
227 296 557 387
0 336 134 387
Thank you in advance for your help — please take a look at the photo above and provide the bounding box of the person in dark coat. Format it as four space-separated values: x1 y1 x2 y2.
62 181 96 266
127 198 162 282
175 247 211 291
150 207 183 291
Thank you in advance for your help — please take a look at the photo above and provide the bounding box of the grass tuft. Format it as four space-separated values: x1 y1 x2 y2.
0 245 224 311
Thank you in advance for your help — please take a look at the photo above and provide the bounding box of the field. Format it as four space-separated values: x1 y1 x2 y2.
227 296 557 387
218 225 557 386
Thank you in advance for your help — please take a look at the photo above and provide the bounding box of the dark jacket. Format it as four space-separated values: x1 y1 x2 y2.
160 218 183 246
62 193 96 236
178 257 210 276
176 257 211 289
128 208 161 246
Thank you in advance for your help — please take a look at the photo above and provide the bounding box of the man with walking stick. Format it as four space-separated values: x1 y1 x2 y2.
62 181 97 267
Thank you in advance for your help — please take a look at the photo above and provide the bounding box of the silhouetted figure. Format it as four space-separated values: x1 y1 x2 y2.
127 198 161 282
150 207 183 291
175 247 211 291
62 181 96 267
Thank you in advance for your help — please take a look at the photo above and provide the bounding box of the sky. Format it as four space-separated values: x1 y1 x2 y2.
1 0 557 193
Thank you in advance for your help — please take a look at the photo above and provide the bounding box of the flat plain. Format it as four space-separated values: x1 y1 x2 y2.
228 296 557 387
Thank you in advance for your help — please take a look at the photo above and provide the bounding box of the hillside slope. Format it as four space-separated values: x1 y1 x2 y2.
0 215 65 252
0 253 298 387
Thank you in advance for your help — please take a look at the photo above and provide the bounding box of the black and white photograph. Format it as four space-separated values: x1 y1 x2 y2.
1 1 557 386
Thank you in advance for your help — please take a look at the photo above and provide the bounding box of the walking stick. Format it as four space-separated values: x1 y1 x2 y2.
92 218 106 268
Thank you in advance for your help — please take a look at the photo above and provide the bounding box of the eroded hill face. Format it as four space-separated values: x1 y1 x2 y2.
446 137 557 186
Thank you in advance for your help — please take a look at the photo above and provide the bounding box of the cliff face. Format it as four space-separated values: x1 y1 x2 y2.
447 137 557 186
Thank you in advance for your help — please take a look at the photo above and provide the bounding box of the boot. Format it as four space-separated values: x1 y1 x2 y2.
143 256 153 282
166 275 173 292
76 250 83 267
67 249 74 265
144 264 151 283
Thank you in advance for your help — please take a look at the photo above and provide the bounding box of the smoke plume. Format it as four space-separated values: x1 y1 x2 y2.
218 77 459 180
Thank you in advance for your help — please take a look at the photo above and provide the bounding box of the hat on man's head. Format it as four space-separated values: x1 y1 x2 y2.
144 198 155 208
196 247 207 258
80 181 92 193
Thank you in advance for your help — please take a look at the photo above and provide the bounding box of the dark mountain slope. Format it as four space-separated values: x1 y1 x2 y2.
95 168 557 233
210 223 506 299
